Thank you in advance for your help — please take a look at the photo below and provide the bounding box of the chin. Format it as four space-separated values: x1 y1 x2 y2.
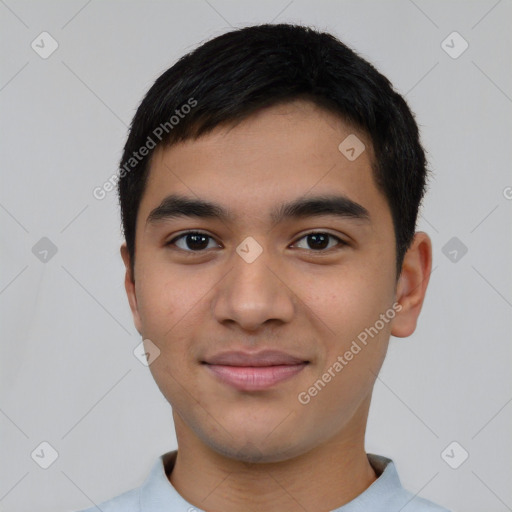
210 438 299 464
198 422 311 464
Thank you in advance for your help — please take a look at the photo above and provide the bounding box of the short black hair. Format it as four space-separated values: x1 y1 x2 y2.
118 23 429 279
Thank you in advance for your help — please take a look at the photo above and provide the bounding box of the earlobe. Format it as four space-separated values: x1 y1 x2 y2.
120 243 143 335
391 232 433 338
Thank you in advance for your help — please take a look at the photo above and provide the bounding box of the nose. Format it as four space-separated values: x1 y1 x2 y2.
211 243 296 333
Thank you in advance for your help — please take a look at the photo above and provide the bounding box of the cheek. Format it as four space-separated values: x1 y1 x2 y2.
135 258 197 330
135 265 206 403
134 260 220 362
135 275 177 335
298 264 394 344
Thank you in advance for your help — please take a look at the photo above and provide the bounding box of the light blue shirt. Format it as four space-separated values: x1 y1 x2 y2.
75 451 450 511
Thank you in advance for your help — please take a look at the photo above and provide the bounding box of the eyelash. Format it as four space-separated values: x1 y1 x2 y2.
165 231 348 255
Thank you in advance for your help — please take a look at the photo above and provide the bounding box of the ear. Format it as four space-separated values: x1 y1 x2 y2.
120 242 142 335
391 231 433 338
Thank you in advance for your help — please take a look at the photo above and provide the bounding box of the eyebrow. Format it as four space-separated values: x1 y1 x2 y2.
146 193 370 226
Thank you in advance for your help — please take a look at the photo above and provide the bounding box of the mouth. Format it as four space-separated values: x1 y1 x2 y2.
201 350 309 391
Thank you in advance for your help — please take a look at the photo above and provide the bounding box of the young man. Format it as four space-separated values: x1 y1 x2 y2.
79 23 450 512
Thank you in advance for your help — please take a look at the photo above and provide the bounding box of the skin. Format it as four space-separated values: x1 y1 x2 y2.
120 99 432 512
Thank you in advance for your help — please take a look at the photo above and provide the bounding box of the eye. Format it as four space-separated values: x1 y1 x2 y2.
166 230 348 254
166 231 220 252
292 232 347 251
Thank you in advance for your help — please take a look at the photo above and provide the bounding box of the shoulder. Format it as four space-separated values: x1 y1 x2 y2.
71 451 177 512
72 487 140 512
370 478 452 512
391 490 452 512
364 454 451 512
397 489 450 512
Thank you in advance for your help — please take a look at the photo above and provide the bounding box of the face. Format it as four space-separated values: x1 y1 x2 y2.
121 100 430 463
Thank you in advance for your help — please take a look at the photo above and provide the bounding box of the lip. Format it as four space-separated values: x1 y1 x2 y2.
202 350 309 391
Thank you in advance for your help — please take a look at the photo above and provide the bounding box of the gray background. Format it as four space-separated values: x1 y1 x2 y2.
1 1 511 511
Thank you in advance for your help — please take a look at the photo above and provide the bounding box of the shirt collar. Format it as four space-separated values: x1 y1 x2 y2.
331 454 405 511
139 451 403 511
139 451 194 511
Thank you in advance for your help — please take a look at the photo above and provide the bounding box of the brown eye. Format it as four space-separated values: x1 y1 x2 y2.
167 232 219 252
293 232 347 251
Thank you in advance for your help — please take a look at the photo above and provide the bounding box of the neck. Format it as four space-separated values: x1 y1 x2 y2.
168 400 377 511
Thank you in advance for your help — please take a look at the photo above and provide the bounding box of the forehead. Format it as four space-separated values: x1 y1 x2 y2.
137 100 389 229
